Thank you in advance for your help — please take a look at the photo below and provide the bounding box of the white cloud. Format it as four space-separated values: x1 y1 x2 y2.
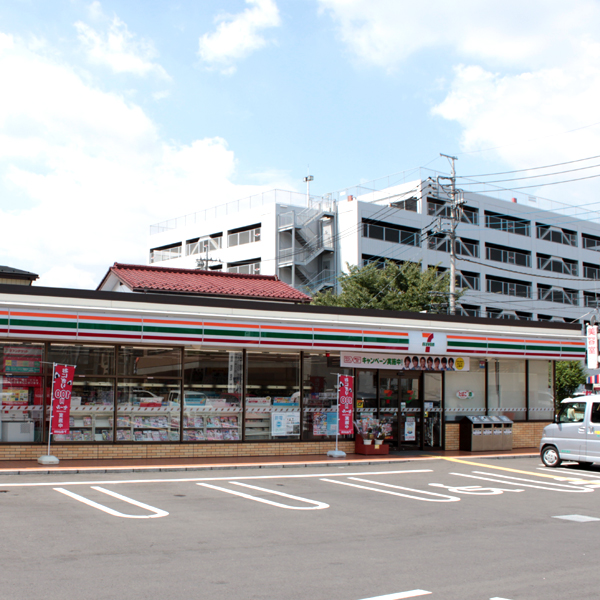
321 0 600 203
0 34 287 289
75 16 170 79
198 0 280 74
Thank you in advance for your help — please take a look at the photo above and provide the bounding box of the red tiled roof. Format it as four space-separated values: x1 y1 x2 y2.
98 263 312 303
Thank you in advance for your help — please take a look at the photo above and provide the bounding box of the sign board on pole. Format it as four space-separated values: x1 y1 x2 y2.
587 325 598 370
338 375 354 435
51 364 75 435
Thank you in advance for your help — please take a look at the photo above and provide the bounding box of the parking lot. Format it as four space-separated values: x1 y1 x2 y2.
2 456 600 600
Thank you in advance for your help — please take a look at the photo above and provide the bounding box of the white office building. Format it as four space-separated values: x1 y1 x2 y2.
148 170 600 322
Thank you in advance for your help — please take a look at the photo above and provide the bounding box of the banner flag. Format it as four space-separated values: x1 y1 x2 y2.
338 375 354 435
51 364 75 435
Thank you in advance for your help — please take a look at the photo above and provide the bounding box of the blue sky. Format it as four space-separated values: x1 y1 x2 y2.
2 0 600 287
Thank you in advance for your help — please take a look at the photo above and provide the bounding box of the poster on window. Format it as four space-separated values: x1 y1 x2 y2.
271 412 300 437
51 364 75 435
338 375 354 435
227 351 243 394
3 346 42 374
404 418 416 441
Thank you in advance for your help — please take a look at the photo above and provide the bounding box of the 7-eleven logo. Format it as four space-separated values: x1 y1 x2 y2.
422 332 435 352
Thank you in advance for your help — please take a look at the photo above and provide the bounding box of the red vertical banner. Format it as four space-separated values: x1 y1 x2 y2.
338 375 354 435
51 364 75 435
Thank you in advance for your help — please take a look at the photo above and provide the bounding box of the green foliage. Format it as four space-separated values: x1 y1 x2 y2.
311 260 458 312
555 361 587 404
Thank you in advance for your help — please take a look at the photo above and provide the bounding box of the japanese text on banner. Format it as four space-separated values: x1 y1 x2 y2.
51 364 75 435
338 375 354 435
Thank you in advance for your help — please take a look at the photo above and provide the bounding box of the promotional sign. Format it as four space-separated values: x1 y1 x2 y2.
338 375 354 435
341 352 469 372
456 390 474 400
271 412 300 437
50 364 75 435
3 346 42 374
587 325 598 369
404 418 416 441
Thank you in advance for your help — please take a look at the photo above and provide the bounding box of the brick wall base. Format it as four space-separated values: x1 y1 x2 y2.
444 421 549 451
0 440 356 461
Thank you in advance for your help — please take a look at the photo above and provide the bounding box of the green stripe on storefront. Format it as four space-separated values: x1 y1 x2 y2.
314 333 362 342
10 318 77 329
204 328 260 338
79 322 142 332
363 336 409 345
447 341 487 348
261 331 313 340
143 325 202 335
525 345 563 352
487 342 526 350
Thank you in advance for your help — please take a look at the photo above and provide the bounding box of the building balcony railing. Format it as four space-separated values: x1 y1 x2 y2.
149 247 182 263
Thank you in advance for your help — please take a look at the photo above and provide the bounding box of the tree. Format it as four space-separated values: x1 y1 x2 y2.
311 260 459 312
555 360 587 405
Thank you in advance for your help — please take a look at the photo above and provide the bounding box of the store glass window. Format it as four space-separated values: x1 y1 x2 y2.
356 369 377 414
302 353 352 441
445 367 486 421
488 359 526 421
50 379 114 442
118 346 181 378
47 344 115 376
183 350 242 442
0 343 44 443
245 352 300 440
116 379 181 441
528 360 554 420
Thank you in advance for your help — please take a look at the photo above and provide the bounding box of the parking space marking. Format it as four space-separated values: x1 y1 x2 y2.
552 514 600 522
197 482 329 510
321 478 460 502
53 486 169 519
358 590 431 599
450 471 594 493
443 457 588 483
429 483 523 495
0 469 433 488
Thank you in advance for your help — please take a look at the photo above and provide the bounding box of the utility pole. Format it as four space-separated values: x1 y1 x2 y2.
438 153 461 315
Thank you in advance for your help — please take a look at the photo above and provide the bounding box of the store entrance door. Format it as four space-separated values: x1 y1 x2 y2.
396 373 421 449
422 372 443 449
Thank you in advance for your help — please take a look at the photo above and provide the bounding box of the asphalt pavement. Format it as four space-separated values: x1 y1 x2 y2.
2 456 600 600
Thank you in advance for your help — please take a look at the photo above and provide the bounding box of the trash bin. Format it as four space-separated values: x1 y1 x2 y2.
460 416 488 451
498 415 513 450
489 416 504 451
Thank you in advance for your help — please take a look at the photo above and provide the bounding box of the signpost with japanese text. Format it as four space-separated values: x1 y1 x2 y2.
338 375 354 435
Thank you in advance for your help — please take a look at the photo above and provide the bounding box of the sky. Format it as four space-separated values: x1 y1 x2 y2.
2 0 600 288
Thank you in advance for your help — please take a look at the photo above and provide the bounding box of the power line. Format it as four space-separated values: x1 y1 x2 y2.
464 170 600 193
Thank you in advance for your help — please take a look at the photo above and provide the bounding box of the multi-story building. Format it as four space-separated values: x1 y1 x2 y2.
148 169 600 322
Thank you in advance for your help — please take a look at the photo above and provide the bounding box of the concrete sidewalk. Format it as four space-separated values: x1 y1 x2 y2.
0 448 540 475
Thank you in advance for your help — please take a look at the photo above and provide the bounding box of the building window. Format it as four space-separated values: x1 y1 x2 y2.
186 234 222 256
456 271 480 291
485 243 531 267
538 285 579 306
486 276 531 298
583 233 600 252
537 253 578 276
227 260 261 275
149 243 182 263
536 223 577 246
390 197 418 212
484 211 530 236
228 224 261 247
488 359 526 422
584 292 600 308
528 360 554 420
427 237 479 257
427 199 479 225
583 263 600 280
458 304 480 317
362 219 420 247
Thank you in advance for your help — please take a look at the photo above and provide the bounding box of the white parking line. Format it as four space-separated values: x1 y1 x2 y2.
0 469 433 488
321 478 460 502
552 514 600 522
450 472 594 493
197 482 329 510
358 590 431 599
54 486 169 519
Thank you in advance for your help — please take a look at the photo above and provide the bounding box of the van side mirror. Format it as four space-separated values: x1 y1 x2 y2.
553 413 558 424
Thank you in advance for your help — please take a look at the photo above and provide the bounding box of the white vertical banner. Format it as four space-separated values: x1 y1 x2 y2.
587 325 598 369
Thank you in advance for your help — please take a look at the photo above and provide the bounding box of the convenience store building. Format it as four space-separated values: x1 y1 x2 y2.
0 283 585 461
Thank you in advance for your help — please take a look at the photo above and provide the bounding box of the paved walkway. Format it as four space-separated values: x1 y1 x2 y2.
0 448 539 475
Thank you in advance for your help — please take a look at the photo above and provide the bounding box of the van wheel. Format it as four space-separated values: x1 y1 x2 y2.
578 462 593 468
541 446 561 468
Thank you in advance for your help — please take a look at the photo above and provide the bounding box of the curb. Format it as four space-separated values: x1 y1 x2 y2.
0 452 539 476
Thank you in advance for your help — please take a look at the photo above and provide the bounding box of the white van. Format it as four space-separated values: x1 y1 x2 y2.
540 395 600 467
